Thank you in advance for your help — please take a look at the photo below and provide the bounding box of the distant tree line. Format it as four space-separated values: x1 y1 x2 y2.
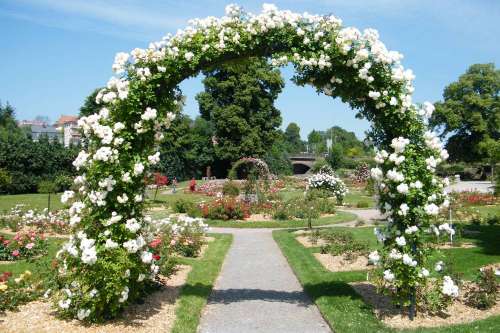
0 101 78 194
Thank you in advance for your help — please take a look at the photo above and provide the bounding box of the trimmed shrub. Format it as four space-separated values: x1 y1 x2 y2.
222 181 240 197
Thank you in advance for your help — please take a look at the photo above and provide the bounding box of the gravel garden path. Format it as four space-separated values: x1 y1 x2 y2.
198 227 331 333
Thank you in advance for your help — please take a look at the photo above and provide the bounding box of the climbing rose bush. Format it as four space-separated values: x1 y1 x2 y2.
57 3 450 320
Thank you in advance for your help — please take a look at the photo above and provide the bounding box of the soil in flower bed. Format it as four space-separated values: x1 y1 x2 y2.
350 282 500 329
295 235 328 248
433 242 476 249
314 253 374 272
0 265 191 333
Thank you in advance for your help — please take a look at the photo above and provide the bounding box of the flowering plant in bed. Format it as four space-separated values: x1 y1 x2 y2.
0 270 41 312
308 166 348 204
151 215 208 258
199 197 250 220
0 231 47 261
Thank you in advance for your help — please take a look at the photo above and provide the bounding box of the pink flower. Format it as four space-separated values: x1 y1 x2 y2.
12 250 20 257
26 243 35 249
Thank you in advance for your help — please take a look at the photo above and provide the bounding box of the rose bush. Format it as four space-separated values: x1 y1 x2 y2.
308 166 348 204
0 231 47 261
57 3 451 320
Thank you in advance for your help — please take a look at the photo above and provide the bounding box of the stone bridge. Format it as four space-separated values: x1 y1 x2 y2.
289 153 317 174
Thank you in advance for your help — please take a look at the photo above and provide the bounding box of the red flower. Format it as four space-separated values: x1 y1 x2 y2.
12 250 20 257
0 272 12 282
149 238 162 248
153 254 160 261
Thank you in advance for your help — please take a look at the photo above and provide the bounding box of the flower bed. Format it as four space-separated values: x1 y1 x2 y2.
150 215 208 259
195 180 224 197
199 197 250 220
0 270 41 313
0 205 69 234
450 191 498 206
0 265 192 333
0 231 47 261
351 276 500 329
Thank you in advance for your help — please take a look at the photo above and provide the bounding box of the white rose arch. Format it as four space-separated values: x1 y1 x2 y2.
59 4 451 321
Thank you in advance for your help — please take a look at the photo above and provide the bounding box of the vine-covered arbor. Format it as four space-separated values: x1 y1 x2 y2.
60 4 450 321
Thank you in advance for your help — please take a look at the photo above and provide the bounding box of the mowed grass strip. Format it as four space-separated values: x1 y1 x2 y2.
171 233 232 333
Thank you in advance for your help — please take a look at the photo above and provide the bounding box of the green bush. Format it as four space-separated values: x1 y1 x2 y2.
311 158 329 173
485 215 499 226
417 281 454 315
0 168 12 194
159 257 178 277
172 199 195 213
319 230 369 261
315 198 337 214
222 181 240 197
272 204 290 220
54 174 73 192
356 201 370 208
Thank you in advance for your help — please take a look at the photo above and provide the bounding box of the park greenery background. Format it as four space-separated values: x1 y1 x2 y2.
2 62 499 195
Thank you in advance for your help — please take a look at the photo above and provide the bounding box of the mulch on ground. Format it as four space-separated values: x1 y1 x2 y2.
314 253 374 272
350 281 500 329
295 235 328 248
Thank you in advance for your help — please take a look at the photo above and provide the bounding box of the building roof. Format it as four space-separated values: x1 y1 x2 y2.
30 125 60 134
56 115 79 126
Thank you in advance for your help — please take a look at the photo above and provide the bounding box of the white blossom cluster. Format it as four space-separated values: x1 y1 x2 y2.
150 214 209 236
442 276 459 297
308 170 348 201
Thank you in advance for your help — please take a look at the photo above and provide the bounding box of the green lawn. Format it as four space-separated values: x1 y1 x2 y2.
471 205 500 218
343 189 376 208
145 189 208 207
171 233 232 333
204 211 357 228
273 226 500 332
0 193 64 213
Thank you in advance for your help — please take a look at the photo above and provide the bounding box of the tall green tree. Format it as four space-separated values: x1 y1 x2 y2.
196 57 284 174
158 115 215 180
79 88 103 117
0 101 78 194
429 63 500 162
284 122 305 153
264 130 293 175
307 129 326 154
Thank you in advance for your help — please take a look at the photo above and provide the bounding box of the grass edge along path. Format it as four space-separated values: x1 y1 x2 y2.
170 233 232 333
272 229 500 333
204 211 357 228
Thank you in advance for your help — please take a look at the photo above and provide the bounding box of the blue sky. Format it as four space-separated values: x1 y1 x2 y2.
1 0 499 139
